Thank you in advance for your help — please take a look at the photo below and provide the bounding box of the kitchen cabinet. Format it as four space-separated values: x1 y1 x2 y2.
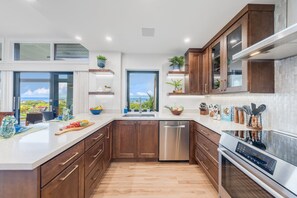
202 49 210 95
207 4 275 93
184 48 203 94
41 156 85 198
137 121 159 159
104 122 113 170
192 122 220 191
113 120 159 160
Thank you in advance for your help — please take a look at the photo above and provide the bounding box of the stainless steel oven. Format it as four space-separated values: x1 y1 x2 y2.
219 130 297 198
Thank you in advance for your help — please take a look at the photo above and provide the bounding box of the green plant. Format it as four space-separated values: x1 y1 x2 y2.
97 55 107 61
166 79 183 91
169 56 184 67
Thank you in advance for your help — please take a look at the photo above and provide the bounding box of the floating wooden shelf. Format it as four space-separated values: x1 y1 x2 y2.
89 91 115 95
167 71 188 75
89 69 115 75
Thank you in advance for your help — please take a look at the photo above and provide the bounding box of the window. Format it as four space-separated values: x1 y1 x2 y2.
14 43 51 61
127 71 159 112
0 43 2 61
13 72 73 123
54 44 89 61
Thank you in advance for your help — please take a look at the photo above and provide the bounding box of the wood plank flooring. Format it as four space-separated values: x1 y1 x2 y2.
91 162 218 198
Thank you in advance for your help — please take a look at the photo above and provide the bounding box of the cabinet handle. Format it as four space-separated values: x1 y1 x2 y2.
224 79 227 91
93 133 104 141
93 149 103 159
200 129 209 136
59 165 78 181
200 160 209 171
59 152 79 166
201 144 209 151
204 84 208 94
92 169 101 181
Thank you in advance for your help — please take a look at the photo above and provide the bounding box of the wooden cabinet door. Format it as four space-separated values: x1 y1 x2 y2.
114 121 137 158
185 51 203 94
104 122 113 169
41 156 84 198
202 49 210 95
137 121 159 159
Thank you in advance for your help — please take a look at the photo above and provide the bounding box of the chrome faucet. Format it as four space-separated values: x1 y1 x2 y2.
139 97 142 114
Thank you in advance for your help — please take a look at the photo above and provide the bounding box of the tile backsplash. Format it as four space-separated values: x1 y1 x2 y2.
203 56 297 134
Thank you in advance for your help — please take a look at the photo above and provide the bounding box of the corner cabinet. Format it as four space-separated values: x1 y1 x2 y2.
208 4 275 94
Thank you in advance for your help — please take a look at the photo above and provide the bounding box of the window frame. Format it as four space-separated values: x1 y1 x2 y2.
0 39 4 62
54 43 89 61
11 41 89 63
127 70 160 112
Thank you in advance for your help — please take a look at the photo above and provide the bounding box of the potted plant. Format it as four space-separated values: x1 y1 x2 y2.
166 79 183 93
169 56 184 71
97 55 107 68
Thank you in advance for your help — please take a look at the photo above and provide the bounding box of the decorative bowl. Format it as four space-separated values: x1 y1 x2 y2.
90 110 102 115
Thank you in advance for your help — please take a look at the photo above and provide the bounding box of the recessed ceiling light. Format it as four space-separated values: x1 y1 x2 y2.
184 38 190 43
75 36 82 41
106 36 112 42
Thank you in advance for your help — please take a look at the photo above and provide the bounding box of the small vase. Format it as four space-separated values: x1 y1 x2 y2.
171 65 181 71
0 125 16 138
97 59 106 68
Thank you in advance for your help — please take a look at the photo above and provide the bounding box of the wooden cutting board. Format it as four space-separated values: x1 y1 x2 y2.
55 122 95 135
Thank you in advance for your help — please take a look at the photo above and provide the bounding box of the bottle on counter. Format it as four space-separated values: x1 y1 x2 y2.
124 106 128 114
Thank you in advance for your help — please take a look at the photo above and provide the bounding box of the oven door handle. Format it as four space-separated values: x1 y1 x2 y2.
218 148 285 198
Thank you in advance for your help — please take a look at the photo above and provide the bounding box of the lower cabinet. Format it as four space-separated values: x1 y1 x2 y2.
192 122 220 191
104 122 113 170
41 156 85 198
113 120 159 160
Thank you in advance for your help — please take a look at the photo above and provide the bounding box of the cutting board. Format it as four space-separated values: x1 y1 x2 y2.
55 122 95 135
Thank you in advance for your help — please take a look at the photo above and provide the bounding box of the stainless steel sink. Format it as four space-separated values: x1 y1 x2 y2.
122 114 156 117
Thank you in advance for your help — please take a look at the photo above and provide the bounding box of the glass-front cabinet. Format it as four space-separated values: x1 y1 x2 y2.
210 39 223 93
209 15 248 93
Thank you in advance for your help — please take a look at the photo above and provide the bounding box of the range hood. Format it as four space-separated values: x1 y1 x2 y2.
233 23 297 61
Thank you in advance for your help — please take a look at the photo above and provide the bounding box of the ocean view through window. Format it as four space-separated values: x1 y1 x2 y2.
127 71 159 112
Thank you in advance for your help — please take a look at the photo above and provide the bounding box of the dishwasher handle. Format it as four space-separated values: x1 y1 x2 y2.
164 125 186 129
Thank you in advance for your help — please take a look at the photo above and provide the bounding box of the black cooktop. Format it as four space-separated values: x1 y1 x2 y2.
222 130 297 167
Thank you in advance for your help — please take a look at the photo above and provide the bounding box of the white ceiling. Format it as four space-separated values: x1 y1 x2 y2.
0 0 276 54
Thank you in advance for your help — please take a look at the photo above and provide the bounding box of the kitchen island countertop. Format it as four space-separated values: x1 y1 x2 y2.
0 112 255 170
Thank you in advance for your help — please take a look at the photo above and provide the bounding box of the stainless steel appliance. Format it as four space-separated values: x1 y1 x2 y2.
219 130 297 198
159 121 189 161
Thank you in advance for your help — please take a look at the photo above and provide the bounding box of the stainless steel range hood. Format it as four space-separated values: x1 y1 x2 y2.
233 23 297 61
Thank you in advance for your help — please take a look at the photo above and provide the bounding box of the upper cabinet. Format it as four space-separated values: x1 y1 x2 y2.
184 49 203 94
207 4 275 94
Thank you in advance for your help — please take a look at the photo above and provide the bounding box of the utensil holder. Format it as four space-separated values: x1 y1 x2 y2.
246 114 263 130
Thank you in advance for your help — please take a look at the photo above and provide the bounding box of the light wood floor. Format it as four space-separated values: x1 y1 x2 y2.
91 162 218 198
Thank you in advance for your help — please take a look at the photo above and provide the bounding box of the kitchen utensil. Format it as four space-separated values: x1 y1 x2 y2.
251 103 257 114
242 105 252 115
256 104 266 116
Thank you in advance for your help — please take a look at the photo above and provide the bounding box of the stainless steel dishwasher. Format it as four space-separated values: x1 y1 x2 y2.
159 121 189 161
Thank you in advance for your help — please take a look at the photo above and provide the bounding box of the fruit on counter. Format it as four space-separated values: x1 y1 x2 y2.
90 105 103 110
60 120 90 131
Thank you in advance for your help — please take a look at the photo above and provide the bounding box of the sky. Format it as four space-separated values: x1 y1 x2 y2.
129 72 156 98
20 73 68 99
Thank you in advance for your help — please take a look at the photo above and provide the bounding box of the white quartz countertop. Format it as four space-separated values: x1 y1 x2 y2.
0 112 253 170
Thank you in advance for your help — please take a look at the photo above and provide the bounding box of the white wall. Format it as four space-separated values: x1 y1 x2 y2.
288 0 297 26
88 51 122 113
121 53 205 113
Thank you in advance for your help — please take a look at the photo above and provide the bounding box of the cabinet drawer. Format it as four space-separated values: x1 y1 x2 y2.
41 156 84 198
41 141 84 187
197 133 219 164
85 138 104 176
197 124 220 145
195 147 218 184
85 128 105 151
85 158 104 198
